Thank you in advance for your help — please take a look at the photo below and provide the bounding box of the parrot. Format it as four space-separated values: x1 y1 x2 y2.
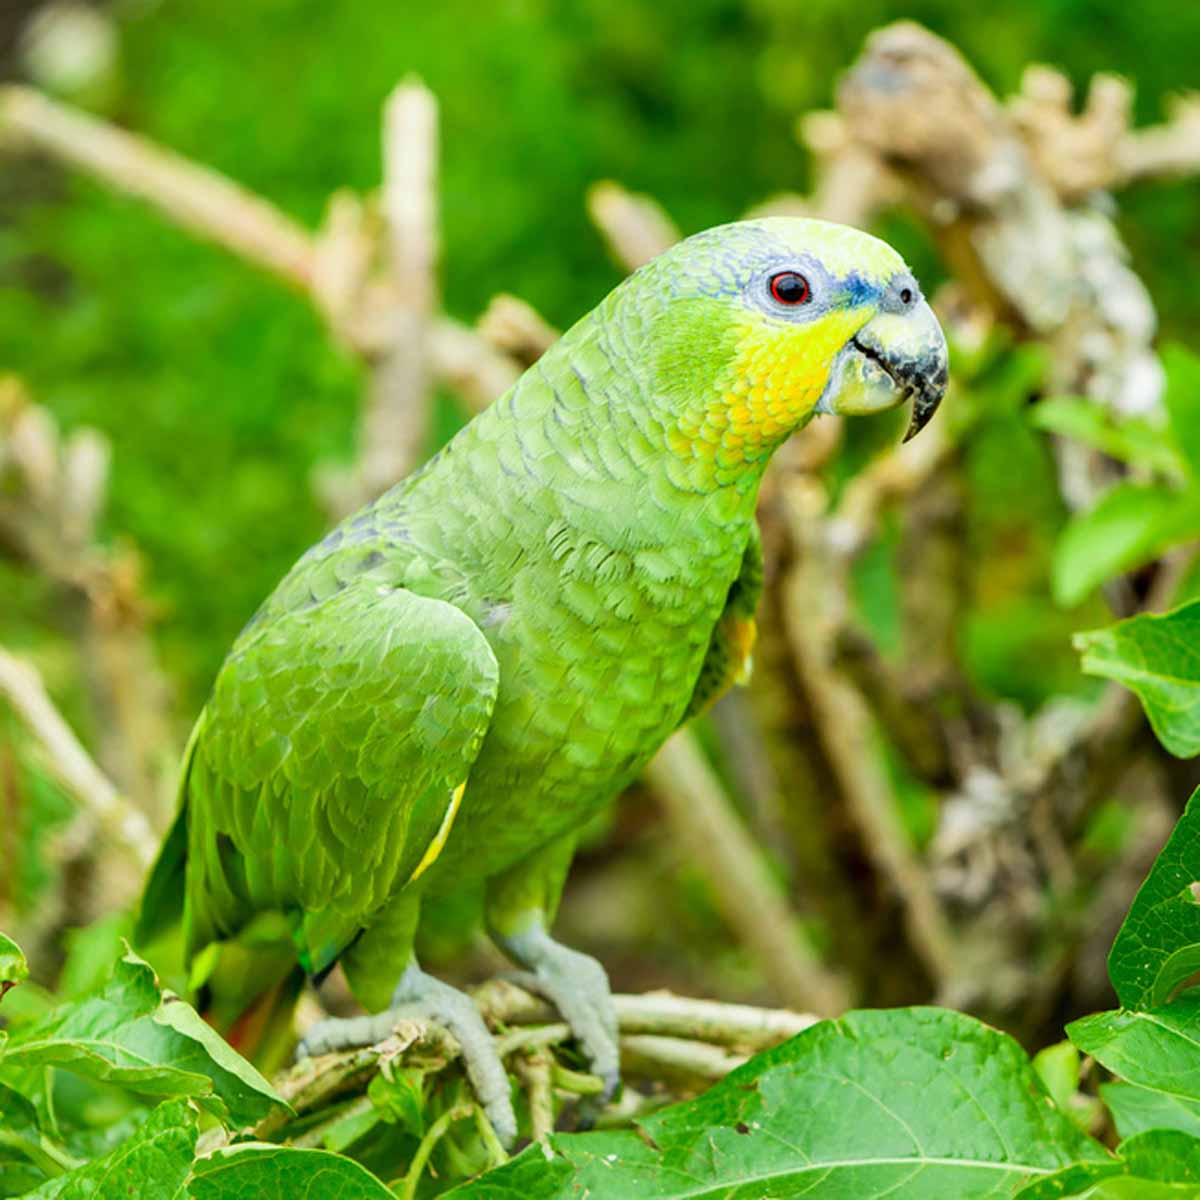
135 217 947 1145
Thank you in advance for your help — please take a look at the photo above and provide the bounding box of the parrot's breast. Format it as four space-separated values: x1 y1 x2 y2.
413 480 752 889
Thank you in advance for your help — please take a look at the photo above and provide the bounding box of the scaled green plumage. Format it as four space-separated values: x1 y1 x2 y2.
136 217 948 1141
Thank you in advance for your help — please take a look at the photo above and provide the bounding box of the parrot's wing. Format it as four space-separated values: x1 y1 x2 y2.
178 579 499 977
683 524 763 720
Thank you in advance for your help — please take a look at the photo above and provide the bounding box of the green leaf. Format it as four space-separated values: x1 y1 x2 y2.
0 932 28 1010
448 1007 1108 1198
317 1103 381 1154
1015 1130 1200 1198
1053 483 1200 607
368 1065 426 1136
1102 1082 1200 1141
1069 991 1200 1108
1106 788 1200 1008
23 1098 196 1199
0 949 285 1127
188 1144 393 1199
1031 397 1184 477
58 914 132 1002
0 1082 59 1189
1074 600 1200 758
1164 344 1200 482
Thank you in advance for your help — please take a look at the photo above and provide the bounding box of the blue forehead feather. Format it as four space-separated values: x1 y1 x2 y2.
840 269 880 306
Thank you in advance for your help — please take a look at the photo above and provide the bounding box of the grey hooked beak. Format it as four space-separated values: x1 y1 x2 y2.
817 298 949 441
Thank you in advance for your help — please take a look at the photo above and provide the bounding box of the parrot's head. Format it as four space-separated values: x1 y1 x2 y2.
620 217 948 487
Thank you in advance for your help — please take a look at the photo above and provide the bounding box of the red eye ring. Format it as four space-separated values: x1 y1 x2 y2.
769 271 811 306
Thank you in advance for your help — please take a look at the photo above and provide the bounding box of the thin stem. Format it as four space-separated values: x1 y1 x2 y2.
472 1103 509 1169
550 1063 604 1096
396 1103 473 1200
518 1052 555 1142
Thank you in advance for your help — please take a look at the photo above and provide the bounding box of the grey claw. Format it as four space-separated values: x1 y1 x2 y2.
392 963 518 1150
292 967 518 1149
497 929 621 1101
599 1067 621 1104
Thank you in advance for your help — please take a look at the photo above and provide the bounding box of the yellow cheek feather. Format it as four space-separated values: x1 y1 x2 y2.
672 307 869 469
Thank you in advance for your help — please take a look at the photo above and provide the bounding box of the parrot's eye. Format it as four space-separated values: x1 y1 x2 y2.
768 271 811 306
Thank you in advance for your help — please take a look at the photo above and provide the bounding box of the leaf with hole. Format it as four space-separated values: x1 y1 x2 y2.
446 1007 1108 1199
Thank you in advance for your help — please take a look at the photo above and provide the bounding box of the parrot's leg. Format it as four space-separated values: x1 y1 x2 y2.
296 894 517 1148
486 834 620 1100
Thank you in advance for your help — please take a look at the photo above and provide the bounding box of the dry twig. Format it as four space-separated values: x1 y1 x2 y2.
645 732 849 1016
0 648 155 875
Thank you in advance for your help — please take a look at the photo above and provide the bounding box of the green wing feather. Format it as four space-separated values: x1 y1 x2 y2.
177 579 499 980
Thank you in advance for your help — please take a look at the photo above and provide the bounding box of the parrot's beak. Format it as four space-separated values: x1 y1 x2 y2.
817 299 948 441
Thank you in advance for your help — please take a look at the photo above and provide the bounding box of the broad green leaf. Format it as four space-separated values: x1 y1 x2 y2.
1102 1082 1200 1140
1031 397 1183 477
188 1143 393 1199
1069 991 1200 1108
1015 1129 1200 1198
0 932 27 1008
24 1098 195 1199
0 950 284 1126
1053 483 1200 607
1075 600 1200 757
448 1007 1108 1199
1107 788 1200 1008
1164 344 1200 482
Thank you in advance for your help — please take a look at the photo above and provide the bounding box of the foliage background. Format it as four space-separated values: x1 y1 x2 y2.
3 0 1200 703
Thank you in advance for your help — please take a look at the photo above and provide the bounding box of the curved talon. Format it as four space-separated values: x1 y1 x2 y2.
496 928 621 1103
294 963 518 1149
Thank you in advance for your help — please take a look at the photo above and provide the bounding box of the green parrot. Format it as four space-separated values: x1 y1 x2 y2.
136 217 947 1144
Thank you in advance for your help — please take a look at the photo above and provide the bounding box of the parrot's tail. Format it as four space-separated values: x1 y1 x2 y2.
193 929 306 1078
208 963 305 1077
133 714 306 1076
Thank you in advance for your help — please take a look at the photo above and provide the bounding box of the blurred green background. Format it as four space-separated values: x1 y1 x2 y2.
3 0 1199 712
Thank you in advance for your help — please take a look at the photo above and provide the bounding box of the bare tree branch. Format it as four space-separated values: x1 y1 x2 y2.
352 80 439 505
0 648 155 874
586 180 680 270
644 731 850 1016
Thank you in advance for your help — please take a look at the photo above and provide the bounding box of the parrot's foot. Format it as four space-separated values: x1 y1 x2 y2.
497 925 620 1102
297 962 517 1148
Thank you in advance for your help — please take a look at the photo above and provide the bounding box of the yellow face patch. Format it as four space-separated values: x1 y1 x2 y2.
671 306 871 469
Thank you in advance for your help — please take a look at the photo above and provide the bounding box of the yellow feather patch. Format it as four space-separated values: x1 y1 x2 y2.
407 780 466 884
672 306 871 466
729 614 757 685
718 307 868 462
